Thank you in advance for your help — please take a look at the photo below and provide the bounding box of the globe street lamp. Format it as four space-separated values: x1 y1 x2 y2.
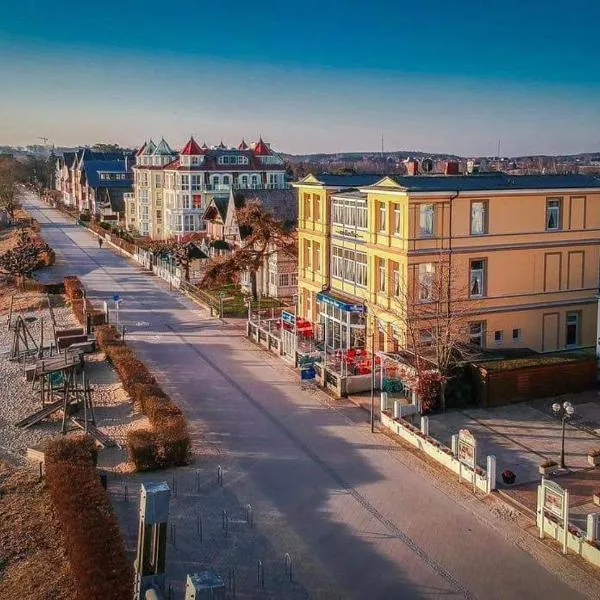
552 401 575 469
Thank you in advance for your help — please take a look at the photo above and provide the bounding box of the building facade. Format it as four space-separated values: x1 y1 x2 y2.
295 172 600 354
126 137 288 239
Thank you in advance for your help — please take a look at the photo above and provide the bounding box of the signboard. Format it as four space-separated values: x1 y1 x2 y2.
113 294 120 303
543 485 564 518
282 311 296 326
539 479 569 553
457 429 477 470
316 292 364 314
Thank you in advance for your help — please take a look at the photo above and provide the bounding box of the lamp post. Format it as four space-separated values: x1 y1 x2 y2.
370 329 375 433
552 401 575 469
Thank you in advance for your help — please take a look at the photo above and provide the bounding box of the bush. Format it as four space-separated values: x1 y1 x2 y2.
132 382 167 408
127 429 161 471
145 393 182 428
95 324 122 350
44 436 133 600
64 276 84 300
22 279 65 294
160 416 191 466
78 213 90 222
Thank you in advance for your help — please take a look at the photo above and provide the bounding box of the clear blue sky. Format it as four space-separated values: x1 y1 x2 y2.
1 0 599 156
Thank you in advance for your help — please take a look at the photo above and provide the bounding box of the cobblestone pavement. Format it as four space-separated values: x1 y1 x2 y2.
24 191 600 600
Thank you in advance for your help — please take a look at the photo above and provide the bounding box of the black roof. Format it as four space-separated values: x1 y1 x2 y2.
381 173 600 193
311 173 386 188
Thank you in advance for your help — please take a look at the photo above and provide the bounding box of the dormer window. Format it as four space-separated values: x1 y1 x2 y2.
218 155 249 166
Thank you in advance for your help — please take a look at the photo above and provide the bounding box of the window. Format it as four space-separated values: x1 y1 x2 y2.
156 210 162 220
314 242 321 272
344 250 355 282
314 194 321 221
420 330 433 346
418 263 434 302
154 174 162 186
240 175 248 188
393 204 401 235
331 246 367 287
546 199 561 231
251 175 258 186
183 215 195 231
222 175 230 185
357 202 368 229
378 202 386 232
182 195 190 209
471 201 488 235
278 273 290 287
129 204 135 215
566 312 579 347
392 263 400 296
378 258 386 293
469 259 485 298
290 273 298 286
305 240 312 268
179 175 189 190
304 193 312 219
332 246 343 278
419 204 434 237
191 175 203 191
494 330 503 344
211 176 220 188
512 328 521 342
269 271 276 286
469 322 485 347
355 252 367 287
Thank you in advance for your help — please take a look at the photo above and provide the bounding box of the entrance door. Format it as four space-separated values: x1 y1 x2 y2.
542 313 559 352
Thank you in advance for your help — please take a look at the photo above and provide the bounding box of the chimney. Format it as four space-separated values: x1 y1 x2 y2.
445 160 459 175
406 158 419 176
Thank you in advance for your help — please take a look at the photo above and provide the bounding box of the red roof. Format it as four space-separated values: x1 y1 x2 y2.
238 138 249 150
253 138 271 156
135 142 147 156
180 136 204 156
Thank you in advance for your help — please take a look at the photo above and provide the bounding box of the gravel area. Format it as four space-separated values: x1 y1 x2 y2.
0 292 148 467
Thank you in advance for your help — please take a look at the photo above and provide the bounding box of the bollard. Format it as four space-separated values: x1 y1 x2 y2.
487 455 497 493
451 434 458 457
196 470 200 493
283 553 293 582
197 515 203 542
420 416 429 436
217 465 223 486
124 484 128 502
246 504 253 528
393 400 400 419
587 513 599 543
172 474 177 497
257 560 264 588
222 510 228 537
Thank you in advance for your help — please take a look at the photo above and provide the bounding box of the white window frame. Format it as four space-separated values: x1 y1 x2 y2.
419 204 434 237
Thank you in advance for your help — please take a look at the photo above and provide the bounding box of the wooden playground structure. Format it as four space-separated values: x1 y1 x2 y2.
6 293 115 447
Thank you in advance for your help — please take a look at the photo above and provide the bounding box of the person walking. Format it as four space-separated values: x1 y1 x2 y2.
98 237 104 249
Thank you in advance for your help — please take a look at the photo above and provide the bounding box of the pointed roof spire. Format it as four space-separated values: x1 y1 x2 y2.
181 136 203 156
253 137 271 156
238 138 249 150
136 141 147 156
153 138 175 156
201 141 208 149
217 140 226 149
140 139 156 156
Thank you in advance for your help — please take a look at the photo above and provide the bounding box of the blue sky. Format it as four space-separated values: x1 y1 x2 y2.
1 0 599 155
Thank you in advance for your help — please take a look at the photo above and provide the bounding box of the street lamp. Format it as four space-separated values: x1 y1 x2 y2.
552 401 575 469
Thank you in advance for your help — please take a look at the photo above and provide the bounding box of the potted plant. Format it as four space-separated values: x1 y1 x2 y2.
539 460 558 476
587 448 600 467
502 469 516 485
593 490 600 506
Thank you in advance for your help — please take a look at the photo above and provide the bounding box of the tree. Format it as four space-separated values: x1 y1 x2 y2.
201 200 296 299
0 227 53 285
138 234 206 282
389 256 478 412
0 156 18 219
18 155 55 192
92 143 124 152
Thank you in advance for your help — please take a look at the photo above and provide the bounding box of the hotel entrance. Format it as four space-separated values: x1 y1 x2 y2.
316 291 366 351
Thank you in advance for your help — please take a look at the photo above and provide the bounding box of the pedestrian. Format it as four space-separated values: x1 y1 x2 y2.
98 237 103 249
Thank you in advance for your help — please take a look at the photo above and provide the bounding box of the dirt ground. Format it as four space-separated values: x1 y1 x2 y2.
0 460 75 600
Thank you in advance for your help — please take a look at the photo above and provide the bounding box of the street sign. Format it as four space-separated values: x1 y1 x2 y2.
539 478 569 554
113 294 120 303
300 367 316 380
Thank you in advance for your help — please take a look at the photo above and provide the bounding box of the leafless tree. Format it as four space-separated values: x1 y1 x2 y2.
388 255 479 411
0 156 18 219
201 200 296 299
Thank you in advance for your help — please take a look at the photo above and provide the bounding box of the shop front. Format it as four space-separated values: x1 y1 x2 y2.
316 291 366 352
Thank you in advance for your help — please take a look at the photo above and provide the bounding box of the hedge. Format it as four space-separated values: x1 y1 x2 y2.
64 276 84 300
44 436 133 600
97 325 191 470
22 279 65 294
66 277 105 327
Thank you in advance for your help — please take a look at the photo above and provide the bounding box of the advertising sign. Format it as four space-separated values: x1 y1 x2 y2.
542 480 565 519
458 429 477 470
282 311 296 326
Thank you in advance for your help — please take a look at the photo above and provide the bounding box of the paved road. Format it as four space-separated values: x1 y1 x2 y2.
25 192 598 600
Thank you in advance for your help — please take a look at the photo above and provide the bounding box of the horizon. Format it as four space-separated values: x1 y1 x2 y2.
1 1 599 156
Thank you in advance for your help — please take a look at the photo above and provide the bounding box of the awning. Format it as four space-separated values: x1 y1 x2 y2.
316 291 365 313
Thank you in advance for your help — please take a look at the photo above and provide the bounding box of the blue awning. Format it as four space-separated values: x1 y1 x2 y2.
316 291 365 313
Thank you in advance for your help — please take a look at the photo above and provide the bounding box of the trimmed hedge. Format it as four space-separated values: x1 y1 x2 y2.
44 436 133 600
22 279 65 294
98 325 191 470
64 276 84 300
66 277 105 327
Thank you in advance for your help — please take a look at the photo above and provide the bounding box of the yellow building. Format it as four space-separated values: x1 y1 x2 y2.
294 172 600 354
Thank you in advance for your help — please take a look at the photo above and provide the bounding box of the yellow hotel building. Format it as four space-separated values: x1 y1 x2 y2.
294 172 600 354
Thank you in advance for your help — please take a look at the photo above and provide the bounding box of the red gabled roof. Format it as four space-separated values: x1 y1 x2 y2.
136 142 147 156
180 136 204 156
253 137 271 156
238 138 249 150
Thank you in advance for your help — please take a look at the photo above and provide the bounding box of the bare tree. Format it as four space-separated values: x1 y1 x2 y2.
389 256 478 411
138 234 206 282
0 228 52 286
201 200 296 299
0 156 18 219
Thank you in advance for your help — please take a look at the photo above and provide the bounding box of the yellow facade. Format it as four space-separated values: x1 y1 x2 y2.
295 173 600 354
